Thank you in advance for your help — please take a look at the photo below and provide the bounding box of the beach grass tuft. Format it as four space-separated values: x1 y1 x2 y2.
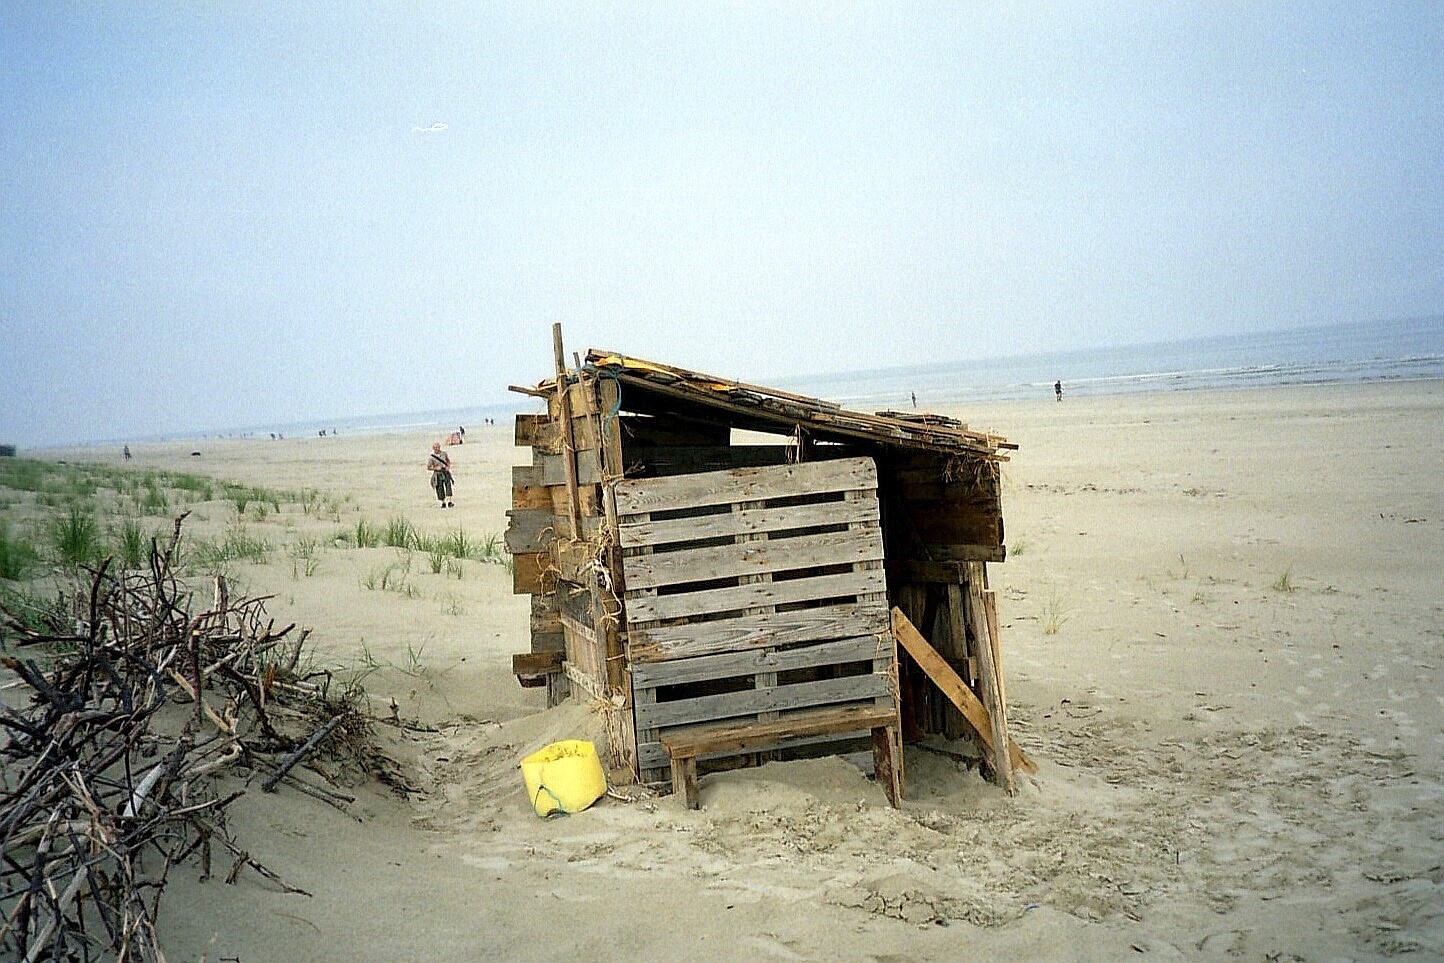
140 481 169 513
383 515 418 550
1041 588 1069 635
361 561 418 597
1272 568 1296 593
50 505 103 567
0 521 40 581
444 527 475 560
113 516 149 570
426 544 448 574
288 536 322 578
189 522 273 574
354 519 382 548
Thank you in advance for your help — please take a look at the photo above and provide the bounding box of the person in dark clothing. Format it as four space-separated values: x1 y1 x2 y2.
428 441 454 508
1054 380 1063 402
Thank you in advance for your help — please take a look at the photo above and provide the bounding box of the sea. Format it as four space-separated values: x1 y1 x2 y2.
127 315 1444 444
783 315 1444 412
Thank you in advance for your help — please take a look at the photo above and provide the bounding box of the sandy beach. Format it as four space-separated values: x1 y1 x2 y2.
28 379 1444 961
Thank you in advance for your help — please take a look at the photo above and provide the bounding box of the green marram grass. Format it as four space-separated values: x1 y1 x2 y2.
0 521 40 581
50 505 104 567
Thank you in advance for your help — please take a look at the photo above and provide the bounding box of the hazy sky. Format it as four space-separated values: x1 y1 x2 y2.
3 3 1441 445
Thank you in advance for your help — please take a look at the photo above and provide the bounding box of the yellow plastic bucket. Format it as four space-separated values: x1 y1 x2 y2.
520 740 607 818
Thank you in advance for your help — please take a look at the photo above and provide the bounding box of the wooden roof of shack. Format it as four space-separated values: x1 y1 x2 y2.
563 350 1016 460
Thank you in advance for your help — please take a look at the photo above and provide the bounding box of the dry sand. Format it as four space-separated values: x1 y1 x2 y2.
42 380 1444 961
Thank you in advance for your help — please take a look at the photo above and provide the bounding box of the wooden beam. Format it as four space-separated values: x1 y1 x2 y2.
514 414 560 451
893 554 1006 584
968 574 1013 794
890 607 1035 776
552 323 582 539
511 552 549 595
512 651 563 676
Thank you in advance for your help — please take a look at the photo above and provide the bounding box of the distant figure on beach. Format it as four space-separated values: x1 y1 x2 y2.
911 392 917 408
459 425 466 440
1055 380 1063 402
428 441 454 508
122 445 131 461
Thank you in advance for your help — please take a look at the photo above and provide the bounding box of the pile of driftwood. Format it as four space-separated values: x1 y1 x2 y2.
0 515 368 962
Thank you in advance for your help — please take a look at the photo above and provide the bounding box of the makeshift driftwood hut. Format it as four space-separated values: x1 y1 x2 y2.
508 326 1033 806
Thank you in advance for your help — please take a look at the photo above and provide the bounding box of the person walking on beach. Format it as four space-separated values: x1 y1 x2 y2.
1054 380 1063 402
427 441 454 508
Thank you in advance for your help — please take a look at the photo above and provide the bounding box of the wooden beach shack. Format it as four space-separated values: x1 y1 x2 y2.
507 326 1033 806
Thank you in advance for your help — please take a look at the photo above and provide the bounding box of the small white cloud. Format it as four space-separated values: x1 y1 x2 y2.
412 123 449 133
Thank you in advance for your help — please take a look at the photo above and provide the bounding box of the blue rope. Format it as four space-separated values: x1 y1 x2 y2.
580 362 623 434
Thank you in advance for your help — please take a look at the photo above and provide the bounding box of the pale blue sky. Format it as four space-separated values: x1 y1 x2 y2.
3 3 1441 445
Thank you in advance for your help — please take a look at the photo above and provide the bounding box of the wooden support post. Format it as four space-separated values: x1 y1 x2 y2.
891 606 1035 778
552 322 582 540
967 564 1013 794
871 722 903 806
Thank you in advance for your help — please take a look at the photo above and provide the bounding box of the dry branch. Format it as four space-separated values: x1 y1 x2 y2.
0 516 373 962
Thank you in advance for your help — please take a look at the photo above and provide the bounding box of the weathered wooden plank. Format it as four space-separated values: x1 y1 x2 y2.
891 606 1034 774
985 587 1010 725
627 445 792 477
630 635 886 689
892 604 994 747
512 552 549 595
669 750 698 807
530 629 565 654
555 581 593 628
873 723 903 806
511 485 553 510
626 604 890 663
618 496 879 549
513 651 563 676
637 730 877 771
969 576 1012 794
590 352 1007 458
551 326 583 540
886 472 1000 506
623 568 887 623
635 673 892 729
504 509 556 553
530 607 561 635
559 611 597 645
893 554 1006 584
532 513 599 544
659 704 896 757
929 539 1006 562
534 452 601 487
550 484 602 517
514 414 559 451
512 464 544 489
904 513 1002 550
554 539 608 584
564 662 606 701
614 456 878 516
621 527 884 592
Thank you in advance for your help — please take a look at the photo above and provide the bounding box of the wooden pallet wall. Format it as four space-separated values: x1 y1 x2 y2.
507 377 626 715
615 456 898 782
